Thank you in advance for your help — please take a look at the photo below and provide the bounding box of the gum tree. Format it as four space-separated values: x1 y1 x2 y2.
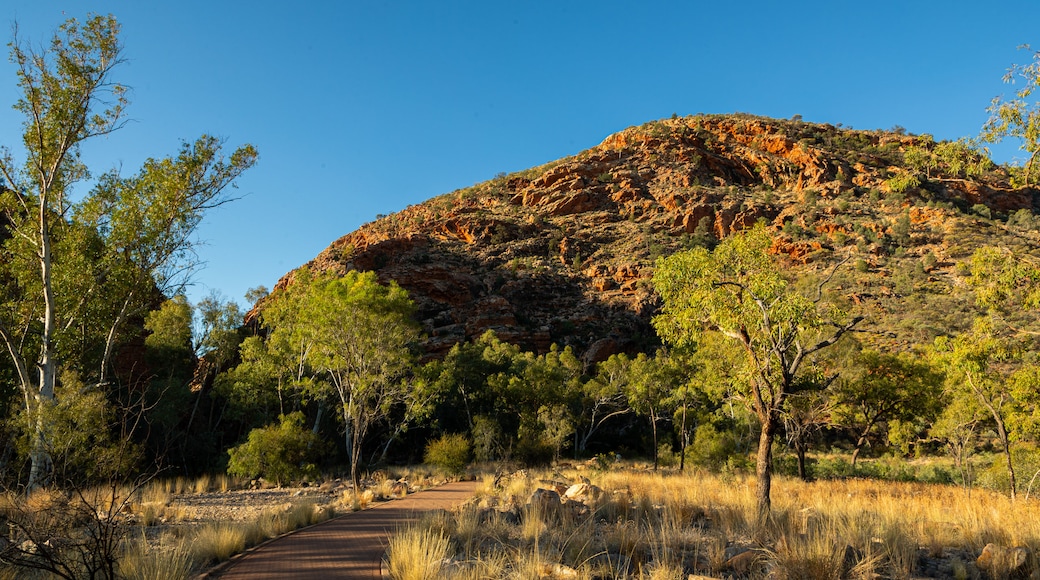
254 270 421 492
933 319 1028 499
831 350 944 467
981 46 1040 185
652 224 862 516
0 15 256 490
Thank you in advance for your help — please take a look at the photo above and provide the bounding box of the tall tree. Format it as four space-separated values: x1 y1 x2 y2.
577 354 634 456
652 224 861 517
255 270 420 492
0 15 256 490
933 319 1028 500
831 350 944 467
624 350 681 471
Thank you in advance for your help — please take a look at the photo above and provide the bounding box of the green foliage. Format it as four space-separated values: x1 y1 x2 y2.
426 331 584 465
806 455 957 484
968 246 1040 311
12 371 141 483
538 404 574 463
470 415 503 462
885 172 921 194
1007 208 1040 231
831 350 944 464
423 433 471 475
981 46 1040 185
972 203 992 220
686 423 744 469
248 269 422 488
227 412 323 486
903 140 991 180
932 317 1032 497
891 211 912 246
144 297 194 355
976 444 1040 495
0 14 255 489
652 223 861 512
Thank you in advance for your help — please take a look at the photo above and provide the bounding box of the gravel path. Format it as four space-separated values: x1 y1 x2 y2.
209 480 477 579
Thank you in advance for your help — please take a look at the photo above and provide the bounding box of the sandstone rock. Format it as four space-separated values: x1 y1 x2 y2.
976 543 1033 578
537 562 578 578
529 488 562 515
256 114 1030 366
725 549 765 575
582 337 624 365
562 482 603 503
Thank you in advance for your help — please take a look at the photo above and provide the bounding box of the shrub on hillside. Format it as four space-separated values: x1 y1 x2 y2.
227 412 323 486
424 434 471 475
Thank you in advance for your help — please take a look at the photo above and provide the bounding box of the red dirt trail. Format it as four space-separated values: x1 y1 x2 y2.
210 480 477 579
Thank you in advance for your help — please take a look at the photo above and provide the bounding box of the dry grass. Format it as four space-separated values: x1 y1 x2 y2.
118 534 197 580
386 527 452 580
387 465 1040 579
192 523 248 564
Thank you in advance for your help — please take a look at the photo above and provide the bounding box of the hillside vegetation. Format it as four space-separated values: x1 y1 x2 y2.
285 114 1039 359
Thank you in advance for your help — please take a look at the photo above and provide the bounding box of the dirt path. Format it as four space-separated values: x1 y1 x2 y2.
209 480 477 579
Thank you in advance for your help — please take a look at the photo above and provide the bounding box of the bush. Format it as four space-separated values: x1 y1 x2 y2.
226 412 323 486
885 172 921 194
424 434 471 475
686 424 741 470
977 445 1040 495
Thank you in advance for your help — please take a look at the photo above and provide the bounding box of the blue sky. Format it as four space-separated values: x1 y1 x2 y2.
1 1 1038 307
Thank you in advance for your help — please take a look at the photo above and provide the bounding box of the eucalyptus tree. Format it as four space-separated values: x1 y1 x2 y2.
981 46 1040 185
831 350 944 467
0 15 256 489
623 350 683 471
253 270 421 492
652 224 862 516
577 354 634 456
933 319 1031 499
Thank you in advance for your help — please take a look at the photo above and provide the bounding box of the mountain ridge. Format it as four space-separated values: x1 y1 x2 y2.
260 114 1040 361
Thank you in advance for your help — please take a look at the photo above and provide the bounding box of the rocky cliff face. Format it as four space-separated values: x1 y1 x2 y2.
263 114 1040 360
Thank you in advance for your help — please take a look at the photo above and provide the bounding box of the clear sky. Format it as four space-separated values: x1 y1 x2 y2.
1 1 1038 307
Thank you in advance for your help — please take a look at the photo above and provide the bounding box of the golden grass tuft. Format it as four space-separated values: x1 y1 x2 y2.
385 527 451 580
192 473 212 494
119 535 197 580
191 523 247 564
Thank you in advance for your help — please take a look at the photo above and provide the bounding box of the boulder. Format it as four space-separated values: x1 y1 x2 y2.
976 543 1033 578
724 549 765 575
389 481 408 497
529 487 562 515
537 562 578 578
562 482 604 503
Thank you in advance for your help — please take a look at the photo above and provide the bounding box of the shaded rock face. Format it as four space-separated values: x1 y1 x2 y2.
260 114 1036 359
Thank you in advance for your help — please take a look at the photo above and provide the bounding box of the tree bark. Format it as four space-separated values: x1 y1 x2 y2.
650 408 659 471
28 202 57 492
755 415 777 520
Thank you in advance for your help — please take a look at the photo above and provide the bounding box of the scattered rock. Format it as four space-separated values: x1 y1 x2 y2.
389 481 409 497
538 562 578 578
529 488 562 513
725 549 765 575
562 482 603 503
976 543 1033 579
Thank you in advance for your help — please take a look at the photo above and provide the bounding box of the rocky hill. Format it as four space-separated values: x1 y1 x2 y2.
264 114 1040 362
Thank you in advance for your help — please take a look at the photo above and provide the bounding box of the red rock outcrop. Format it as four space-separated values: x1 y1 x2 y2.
256 114 1037 358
